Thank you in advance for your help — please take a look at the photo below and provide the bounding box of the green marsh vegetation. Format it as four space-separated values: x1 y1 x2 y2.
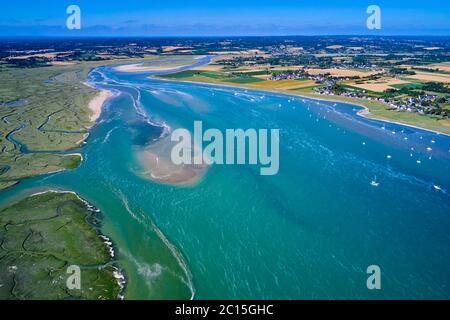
0 63 98 190
0 191 121 300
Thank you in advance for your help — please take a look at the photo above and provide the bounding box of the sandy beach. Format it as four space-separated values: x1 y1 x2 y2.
88 89 112 122
115 63 189 73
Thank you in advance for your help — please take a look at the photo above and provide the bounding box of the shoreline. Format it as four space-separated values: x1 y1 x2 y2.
87 89 113 123
0 189 126 299
153 76 450 137
28 189 127 299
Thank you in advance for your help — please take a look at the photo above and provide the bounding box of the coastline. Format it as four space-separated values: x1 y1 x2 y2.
28 189 127 298
0 189 126 299
298 92 450 137
153 75 450 137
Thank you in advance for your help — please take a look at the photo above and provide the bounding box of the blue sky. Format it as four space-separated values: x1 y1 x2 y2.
1 0 449 36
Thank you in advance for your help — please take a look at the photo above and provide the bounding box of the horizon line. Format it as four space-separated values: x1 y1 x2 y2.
1 34 450 39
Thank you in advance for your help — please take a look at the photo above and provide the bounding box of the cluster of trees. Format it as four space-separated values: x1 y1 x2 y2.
422 82 450 94
7 57 50 68
390 67 416 76
424 106 449 118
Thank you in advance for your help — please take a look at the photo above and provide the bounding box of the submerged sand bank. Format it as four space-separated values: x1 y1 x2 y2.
134 135 208 186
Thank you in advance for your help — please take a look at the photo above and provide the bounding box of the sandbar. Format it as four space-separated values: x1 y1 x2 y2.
88 89 113 122
115 63 190 73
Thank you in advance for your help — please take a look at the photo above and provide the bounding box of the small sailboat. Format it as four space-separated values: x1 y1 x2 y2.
370 176 380 187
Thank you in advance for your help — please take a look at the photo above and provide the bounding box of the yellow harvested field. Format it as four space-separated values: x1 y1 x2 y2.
209 51 247 55
8 51 70 60
270 65 305 71
242 49 266 55
237 68 265 73
406 72 450 83
347 78 410 92
252 79 317 90
427 63 450 73
305 68 381 78
440 118 450 128
253 74 272 80
286 47 304 53
162 46 192 52
51 61 75 66
313 53 341 58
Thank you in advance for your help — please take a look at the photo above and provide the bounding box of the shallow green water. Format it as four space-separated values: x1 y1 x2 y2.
1 58 450 299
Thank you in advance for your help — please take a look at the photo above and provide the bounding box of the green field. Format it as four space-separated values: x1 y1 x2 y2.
223 77 265 84
390 83 424 90
162 69 265 84
0 191 121 299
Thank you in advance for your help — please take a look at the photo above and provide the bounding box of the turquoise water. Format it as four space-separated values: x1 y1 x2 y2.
1 58 450 299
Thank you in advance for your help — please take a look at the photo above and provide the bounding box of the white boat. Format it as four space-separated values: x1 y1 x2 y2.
370 176 380 187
